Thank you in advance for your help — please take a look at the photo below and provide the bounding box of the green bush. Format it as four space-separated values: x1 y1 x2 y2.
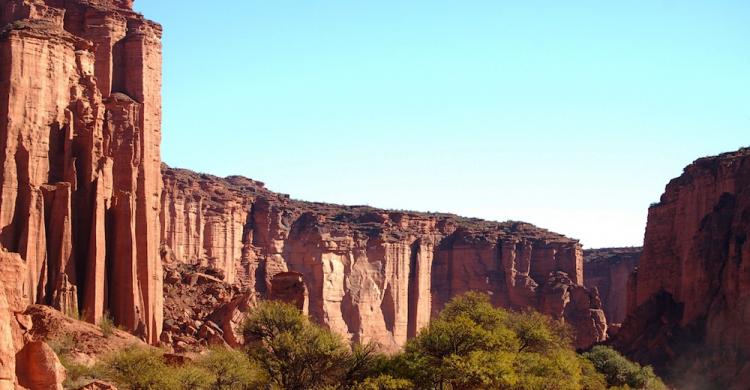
46 293 665 390
582 346 667 390
384 292 652 390
59 354 100 389
100 312 117 338
243 300 349 389
95 346 178 390
48 333 76 356
173 365 214 390
353 375 413 390
195 347 267 389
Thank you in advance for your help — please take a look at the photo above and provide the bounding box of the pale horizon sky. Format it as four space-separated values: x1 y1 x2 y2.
134 1 749 248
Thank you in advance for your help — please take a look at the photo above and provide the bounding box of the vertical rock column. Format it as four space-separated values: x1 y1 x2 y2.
0 0 164 345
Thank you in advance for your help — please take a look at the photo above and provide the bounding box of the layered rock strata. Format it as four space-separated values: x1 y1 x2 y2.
583 247 641 325
614 148 750 389
160 167 607 350
0 0 163 338
0 1 163 385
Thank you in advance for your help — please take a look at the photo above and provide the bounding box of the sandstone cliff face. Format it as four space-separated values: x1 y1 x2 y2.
0 0 163 336
161 167 607 350
0 1 163 384
584 247 641 325
614 148 750 389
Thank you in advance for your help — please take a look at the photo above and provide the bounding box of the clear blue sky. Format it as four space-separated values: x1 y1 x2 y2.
134 1 748 248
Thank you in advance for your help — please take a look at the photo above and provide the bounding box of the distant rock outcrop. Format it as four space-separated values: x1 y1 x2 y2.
584 247 641 325
160 167 608 350
614 148 750 389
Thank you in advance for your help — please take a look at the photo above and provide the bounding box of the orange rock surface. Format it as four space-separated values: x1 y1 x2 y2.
0 0 162 385
161 167 607 350
0 0 162 339
614 148 750 389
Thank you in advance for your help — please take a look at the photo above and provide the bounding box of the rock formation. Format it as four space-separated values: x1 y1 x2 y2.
15 341 66 390
0 0 163 385
0 0 162 337
613 148 750 389
161 260 244 352
584 247 641 325
0 1 610 385
160 167 607 350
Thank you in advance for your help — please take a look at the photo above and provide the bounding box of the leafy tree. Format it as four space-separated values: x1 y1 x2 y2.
582 345 667 390
51 293 665 390
353 375 413 390
242 300 349 389
389 292 630 390
340 342 393 389
578 356 609 390
507 310 571 353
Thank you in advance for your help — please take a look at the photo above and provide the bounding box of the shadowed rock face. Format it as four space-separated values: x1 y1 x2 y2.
161 166 607 350
0 0 162 350
584 247 641 324
614 148 750 389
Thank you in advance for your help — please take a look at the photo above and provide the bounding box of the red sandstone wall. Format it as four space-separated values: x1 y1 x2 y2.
160 167 608 350
615 148 750 389
0 0 163 358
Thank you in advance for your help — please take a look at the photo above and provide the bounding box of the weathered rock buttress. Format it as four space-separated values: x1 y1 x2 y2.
614 148 750 389
0 0 163 354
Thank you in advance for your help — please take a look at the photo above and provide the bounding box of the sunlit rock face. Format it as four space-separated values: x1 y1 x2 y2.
0 0 163 351
584 247 641 325
161 167 607 350
614 148 750 389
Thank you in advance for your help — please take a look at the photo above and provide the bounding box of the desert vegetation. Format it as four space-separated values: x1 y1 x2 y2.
56 293 664 390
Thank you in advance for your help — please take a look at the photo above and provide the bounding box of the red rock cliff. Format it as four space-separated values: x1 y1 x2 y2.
0 0 163 354
584 247 640 325
614 148 750 389
161 167 607 350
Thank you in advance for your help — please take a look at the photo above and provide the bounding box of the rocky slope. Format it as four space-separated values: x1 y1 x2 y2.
160 166 608 350
584 247 641 325
1 0 162 386
613 148 750 389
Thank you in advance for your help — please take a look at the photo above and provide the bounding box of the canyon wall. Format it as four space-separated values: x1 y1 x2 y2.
613 148 750 389
1 2 610 385
161 167 607 350
0 2 163 382
584 247 640 325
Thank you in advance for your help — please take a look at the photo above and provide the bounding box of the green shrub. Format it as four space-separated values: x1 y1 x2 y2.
243 300 349 389
48 333 76 356
59 354 101 389
100 313 116 338
196 347 267 389
95 346 178 390
353 375 413 390
387 292 650 390
174 365 215 390
45 293 666 390
582 346 667 390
